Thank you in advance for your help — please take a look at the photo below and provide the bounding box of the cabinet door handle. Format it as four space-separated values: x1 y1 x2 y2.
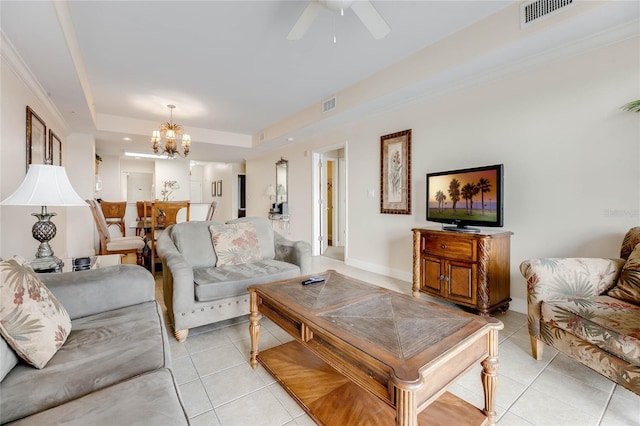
441 244 447 249
442 276 449 282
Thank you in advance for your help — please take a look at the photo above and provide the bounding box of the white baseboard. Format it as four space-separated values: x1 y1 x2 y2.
509 297 526 315
345 256 413 283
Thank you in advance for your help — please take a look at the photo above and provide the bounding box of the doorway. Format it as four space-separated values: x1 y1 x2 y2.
237 174 246 218
312 144 347 260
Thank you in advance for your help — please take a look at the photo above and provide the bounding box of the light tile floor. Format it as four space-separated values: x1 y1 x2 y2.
159 255 640 426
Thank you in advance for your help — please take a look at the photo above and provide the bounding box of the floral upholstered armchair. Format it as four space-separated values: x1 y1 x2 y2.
520 227 640 396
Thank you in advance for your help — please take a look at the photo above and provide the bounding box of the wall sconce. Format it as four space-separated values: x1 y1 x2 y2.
264 184 276 202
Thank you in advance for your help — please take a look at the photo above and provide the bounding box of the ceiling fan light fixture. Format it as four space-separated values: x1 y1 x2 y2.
287 0 390 41
324 0 352 12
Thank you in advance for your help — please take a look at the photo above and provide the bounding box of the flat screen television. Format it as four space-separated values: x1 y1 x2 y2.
426 164 503 232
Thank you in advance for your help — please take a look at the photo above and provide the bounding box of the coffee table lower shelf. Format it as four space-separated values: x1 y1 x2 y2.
258 341 487 426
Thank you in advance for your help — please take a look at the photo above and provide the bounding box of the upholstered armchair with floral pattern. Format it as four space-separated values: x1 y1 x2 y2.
520 227 640 396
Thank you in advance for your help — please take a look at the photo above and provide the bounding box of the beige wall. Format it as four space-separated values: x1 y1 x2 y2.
247 36 640 312
0 51 92 260
203 162 244 222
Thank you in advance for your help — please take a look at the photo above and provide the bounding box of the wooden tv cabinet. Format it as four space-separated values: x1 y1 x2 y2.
412 228 513 315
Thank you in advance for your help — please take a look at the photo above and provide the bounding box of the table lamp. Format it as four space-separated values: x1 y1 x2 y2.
1 164 87 272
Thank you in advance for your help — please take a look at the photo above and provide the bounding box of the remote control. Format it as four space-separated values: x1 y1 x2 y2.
302 277 324 285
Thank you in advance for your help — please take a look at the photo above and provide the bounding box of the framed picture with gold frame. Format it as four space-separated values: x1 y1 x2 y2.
380 129 411 215
211 181 217 197
49 130 62 166
26 106 47 169
217 180 222 197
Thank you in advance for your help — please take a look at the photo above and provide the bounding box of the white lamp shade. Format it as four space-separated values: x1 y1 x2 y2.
1 165 86 206
264 185 276 197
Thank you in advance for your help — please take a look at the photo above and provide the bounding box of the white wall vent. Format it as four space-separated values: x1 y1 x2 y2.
521 0 573 28
322 96 336 113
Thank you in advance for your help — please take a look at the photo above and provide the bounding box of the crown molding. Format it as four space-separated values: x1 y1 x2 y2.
1 31 68 132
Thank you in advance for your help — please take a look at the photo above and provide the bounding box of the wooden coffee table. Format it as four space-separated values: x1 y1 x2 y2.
249 270 503 426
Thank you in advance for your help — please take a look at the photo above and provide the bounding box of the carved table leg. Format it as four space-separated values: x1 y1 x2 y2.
412 230 421 297
481 328 500 425
394 385 417 426
249 289 262 369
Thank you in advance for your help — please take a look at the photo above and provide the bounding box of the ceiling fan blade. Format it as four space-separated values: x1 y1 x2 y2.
287 1 324 40
351 0 390 40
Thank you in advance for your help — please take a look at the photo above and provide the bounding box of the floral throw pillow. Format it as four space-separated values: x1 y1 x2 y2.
608 243 640 305
209 222 262 267
0 256 71 368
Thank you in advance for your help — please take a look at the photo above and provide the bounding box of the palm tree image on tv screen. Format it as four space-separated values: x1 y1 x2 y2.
428 169 499 223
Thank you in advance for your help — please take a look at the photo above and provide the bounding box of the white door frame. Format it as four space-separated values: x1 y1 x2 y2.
336 156 345 247
312 142 348 257
320 156 329 254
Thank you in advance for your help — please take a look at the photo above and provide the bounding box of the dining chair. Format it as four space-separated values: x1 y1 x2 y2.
99 200 127 236
136 201 153 220
149 201 190 275
136 201 153 236
87 199 145 265
206 200 218 221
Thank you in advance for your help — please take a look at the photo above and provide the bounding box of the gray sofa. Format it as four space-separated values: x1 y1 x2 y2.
157 217 311 342
0 265 189 425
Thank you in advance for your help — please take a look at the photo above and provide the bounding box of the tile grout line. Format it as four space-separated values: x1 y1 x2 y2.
595 384 616 426
495 347 560 426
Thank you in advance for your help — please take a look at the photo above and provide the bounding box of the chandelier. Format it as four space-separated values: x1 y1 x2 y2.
151 104 191 159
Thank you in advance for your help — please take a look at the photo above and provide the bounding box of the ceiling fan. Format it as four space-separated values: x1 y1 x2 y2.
287 0 391 41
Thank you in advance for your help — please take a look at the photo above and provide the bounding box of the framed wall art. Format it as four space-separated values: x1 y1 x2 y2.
380 129 411 215
217 180 222 197
49 130 62 166
26 106 47 169
211 181 217 197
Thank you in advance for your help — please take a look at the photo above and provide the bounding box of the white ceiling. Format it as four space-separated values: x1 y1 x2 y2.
1 1 638 163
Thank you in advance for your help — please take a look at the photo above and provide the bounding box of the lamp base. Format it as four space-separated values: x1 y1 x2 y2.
30 208 63 273
30 256 64 273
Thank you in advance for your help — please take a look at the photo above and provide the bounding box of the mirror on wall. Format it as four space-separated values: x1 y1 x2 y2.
275 157 288 212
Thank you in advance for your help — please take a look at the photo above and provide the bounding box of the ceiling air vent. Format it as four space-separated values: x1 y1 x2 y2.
521 0 573 28
322 96 336 113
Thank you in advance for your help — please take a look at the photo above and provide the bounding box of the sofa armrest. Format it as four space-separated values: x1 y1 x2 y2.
161 252 195 315
274 232 311 275
519 258 624 339
156 227 196 323
38 265 154 320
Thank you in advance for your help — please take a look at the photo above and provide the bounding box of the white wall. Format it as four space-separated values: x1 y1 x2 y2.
203 162 244 222
120 158 154 201
96 154 120 200
155 159 191 201
65 133 97 257
190 164 204 203
247 37 640 311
